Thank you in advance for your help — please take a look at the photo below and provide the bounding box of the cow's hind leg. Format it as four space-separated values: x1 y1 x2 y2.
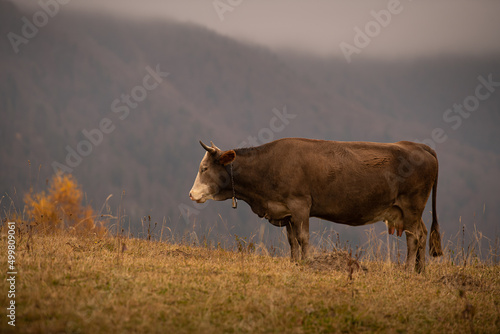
416 218 428 272
405 216 428 273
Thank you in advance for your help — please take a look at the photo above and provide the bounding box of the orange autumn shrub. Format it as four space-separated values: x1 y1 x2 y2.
24 173 107 236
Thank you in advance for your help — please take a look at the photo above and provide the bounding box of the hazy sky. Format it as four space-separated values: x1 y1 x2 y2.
19 0 500 58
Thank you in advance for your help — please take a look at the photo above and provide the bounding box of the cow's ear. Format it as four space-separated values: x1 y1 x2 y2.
219 150 236 166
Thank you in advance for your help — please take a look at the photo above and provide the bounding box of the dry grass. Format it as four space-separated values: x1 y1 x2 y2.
1 228 499 334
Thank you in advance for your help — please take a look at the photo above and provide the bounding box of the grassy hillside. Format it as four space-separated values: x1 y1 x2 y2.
1 228 499 333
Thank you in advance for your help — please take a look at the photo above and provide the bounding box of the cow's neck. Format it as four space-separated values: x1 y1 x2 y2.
225 149 274 216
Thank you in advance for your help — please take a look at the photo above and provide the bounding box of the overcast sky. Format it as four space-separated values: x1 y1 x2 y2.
19 0 500 59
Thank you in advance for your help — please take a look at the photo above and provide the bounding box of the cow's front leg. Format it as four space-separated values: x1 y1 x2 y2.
297 218 310 261
287 202 311 262
286 223 300 261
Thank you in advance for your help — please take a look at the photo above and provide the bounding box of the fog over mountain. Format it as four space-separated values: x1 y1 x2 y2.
1 1 499 251
15 0 500 58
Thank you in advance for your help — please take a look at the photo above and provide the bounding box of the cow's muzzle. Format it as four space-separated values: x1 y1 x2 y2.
189 191 206 203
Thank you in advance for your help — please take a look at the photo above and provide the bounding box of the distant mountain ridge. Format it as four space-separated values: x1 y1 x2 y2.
1 2 499 245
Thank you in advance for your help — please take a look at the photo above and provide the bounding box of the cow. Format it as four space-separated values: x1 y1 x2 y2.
189 138 443 272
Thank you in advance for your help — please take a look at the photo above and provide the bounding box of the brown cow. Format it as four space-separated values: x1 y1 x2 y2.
189 138 443 272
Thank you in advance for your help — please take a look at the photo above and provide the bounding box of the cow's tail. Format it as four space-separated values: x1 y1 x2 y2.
426 146 443 257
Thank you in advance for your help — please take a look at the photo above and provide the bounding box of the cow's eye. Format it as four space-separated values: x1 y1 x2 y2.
200 167 208 173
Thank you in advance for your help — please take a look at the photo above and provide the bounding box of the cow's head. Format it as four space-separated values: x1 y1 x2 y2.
189 141 236 203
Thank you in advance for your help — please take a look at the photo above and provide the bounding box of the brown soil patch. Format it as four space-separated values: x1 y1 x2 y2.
308 250 367 273
437 272 482 289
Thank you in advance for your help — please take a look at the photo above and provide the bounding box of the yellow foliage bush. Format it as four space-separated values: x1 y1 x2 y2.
24 173 107 236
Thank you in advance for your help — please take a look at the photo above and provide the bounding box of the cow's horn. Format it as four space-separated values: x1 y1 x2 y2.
210 141 221 151
200 140 217 154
